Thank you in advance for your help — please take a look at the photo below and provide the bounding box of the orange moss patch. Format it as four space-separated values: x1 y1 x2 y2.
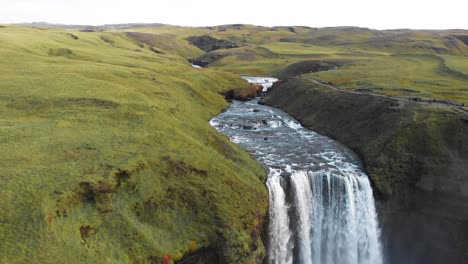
162 254 172 264
46 214 54 224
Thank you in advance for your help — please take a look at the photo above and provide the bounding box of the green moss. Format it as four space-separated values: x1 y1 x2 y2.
307 54 468 104
370 107 466 197
0 26 267 263
48 48 74 57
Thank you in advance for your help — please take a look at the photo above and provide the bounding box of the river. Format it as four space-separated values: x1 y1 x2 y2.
209 77 383 264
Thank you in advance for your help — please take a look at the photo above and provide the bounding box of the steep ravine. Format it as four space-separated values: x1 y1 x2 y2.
260 78 468 264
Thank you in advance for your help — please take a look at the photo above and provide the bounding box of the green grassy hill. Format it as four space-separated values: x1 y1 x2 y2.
160 25 468 104
0 25 268 263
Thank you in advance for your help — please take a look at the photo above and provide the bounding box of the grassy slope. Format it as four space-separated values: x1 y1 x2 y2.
0 26 268 263
443 55 468 74
166 25 468 104
309 54 468 103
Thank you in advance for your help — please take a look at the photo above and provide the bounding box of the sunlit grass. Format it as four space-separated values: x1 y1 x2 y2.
0 25 267 263
260 42 345 55
307 54 468 103
443 55 468 75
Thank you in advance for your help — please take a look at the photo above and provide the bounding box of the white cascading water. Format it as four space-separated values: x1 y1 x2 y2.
267 169 294 264
210 77 383 264
267 170 382 264
289 171 313 263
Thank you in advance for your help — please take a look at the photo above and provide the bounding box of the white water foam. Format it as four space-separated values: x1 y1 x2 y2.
268 170 383 264
242 76 279 92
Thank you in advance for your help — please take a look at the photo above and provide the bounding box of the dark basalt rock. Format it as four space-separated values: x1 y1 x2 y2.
451 35 468 45
277 60 343 79
176 248 220 264
221 85 259 102
186 35 238 52
189 53 227 67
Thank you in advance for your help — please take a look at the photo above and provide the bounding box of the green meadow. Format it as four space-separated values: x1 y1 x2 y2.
151 25 467 104
308 54 468 103
0 25 267 263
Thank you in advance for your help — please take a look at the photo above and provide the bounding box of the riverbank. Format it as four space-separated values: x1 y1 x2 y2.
260 77 468 263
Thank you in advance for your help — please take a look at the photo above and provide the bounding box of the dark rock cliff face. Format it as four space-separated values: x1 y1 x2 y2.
176 248 220 264
277 60 343 79
260 78 468 264
189 52 227 67
186 35 238 52
452 35 468 45
186 35 239 67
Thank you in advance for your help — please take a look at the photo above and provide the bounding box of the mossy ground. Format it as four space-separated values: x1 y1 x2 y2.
308 54 468 104
0 25 268 263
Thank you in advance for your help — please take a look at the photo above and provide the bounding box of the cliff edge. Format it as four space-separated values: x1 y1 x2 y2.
260 78 468 264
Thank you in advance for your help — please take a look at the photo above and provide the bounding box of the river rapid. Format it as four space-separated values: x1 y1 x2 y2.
210 77 383 264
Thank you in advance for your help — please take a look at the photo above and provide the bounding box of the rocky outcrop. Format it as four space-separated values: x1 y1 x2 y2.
189 52 227 67
221 84 263 101
176 248 220 264
452 35 468 45
277 60 342 79
186 35 238 52
260 78 468 264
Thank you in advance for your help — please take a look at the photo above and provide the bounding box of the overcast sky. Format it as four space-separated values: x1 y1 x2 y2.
0 0 466 30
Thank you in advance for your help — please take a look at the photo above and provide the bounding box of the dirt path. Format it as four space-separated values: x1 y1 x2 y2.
297 76 468 113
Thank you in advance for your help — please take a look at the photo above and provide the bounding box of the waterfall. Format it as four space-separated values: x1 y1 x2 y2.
267 169 293 264
268 170 383 264
290 171 313 264
208 92 383 264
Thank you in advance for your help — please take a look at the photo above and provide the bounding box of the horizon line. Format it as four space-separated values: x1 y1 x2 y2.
3 21 468 32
